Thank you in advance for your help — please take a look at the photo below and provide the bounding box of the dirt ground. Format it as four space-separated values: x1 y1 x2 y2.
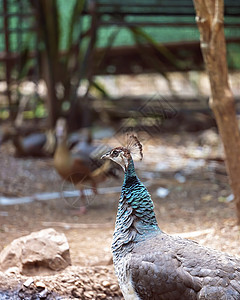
0 130 239 299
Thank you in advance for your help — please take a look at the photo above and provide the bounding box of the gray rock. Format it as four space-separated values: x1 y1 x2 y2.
0 228 71 275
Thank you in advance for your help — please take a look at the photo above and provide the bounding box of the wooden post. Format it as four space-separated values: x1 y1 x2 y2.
193 0 240 223
36 0 60 129
3 0 14 122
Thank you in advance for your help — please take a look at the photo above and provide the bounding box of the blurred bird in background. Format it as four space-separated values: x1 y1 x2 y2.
53 118 119 214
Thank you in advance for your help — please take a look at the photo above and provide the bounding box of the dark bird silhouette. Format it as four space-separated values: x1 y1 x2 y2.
0 124 80 157
101 135 240 300
11 130 56 157
53 118 118 213
0 124 56 157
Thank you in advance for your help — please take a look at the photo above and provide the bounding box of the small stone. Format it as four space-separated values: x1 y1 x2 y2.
97 293 107 299
84 291 96 299
38 288 48 298
102 280 110 288
5 267 20 275
66 278 76 284
71 287 83 298
23 277 34 287
110 284 118 292
74 280 83 287
35 281 46 289
94 283 102 290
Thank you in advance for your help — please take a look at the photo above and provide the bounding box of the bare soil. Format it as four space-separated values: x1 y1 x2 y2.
0 131 239 299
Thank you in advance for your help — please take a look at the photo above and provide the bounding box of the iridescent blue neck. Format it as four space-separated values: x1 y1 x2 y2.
122 158 159 229
124 158 137 179
112 158 160 262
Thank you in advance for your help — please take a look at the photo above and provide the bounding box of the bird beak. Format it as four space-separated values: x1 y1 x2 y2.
101 151 111 160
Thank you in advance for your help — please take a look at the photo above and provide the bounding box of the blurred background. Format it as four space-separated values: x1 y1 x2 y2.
0 0 240 131
0 0 240 298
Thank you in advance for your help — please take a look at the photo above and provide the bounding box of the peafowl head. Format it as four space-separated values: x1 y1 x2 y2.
101 135 143 172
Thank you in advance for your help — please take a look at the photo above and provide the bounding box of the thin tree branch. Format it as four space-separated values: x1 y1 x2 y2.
210 0 224 50
194 0 211 49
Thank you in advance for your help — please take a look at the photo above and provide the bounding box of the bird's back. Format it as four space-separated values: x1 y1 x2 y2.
127 232 240 300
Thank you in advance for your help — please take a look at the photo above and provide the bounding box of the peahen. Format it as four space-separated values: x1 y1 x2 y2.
54 118 119 213
101 135 240 300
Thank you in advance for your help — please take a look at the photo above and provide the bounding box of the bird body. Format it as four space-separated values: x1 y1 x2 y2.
0 124 80 157
102 136 240 300
54 138 92 185
0 125 56 157
54 118 118 212
12 132 55 157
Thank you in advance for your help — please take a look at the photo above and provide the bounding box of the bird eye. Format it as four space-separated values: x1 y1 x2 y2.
112 150 119 157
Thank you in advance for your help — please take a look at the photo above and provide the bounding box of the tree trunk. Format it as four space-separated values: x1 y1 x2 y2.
41 53 59 129
36 0 60 129
193 0 240 223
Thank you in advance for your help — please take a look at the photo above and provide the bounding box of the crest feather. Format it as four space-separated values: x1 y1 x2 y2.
127 134 143 161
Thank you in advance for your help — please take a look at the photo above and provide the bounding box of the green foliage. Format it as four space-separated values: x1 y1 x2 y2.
1 0 240 123
35 103 47 118
0 109 10 120
227 44 240 70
